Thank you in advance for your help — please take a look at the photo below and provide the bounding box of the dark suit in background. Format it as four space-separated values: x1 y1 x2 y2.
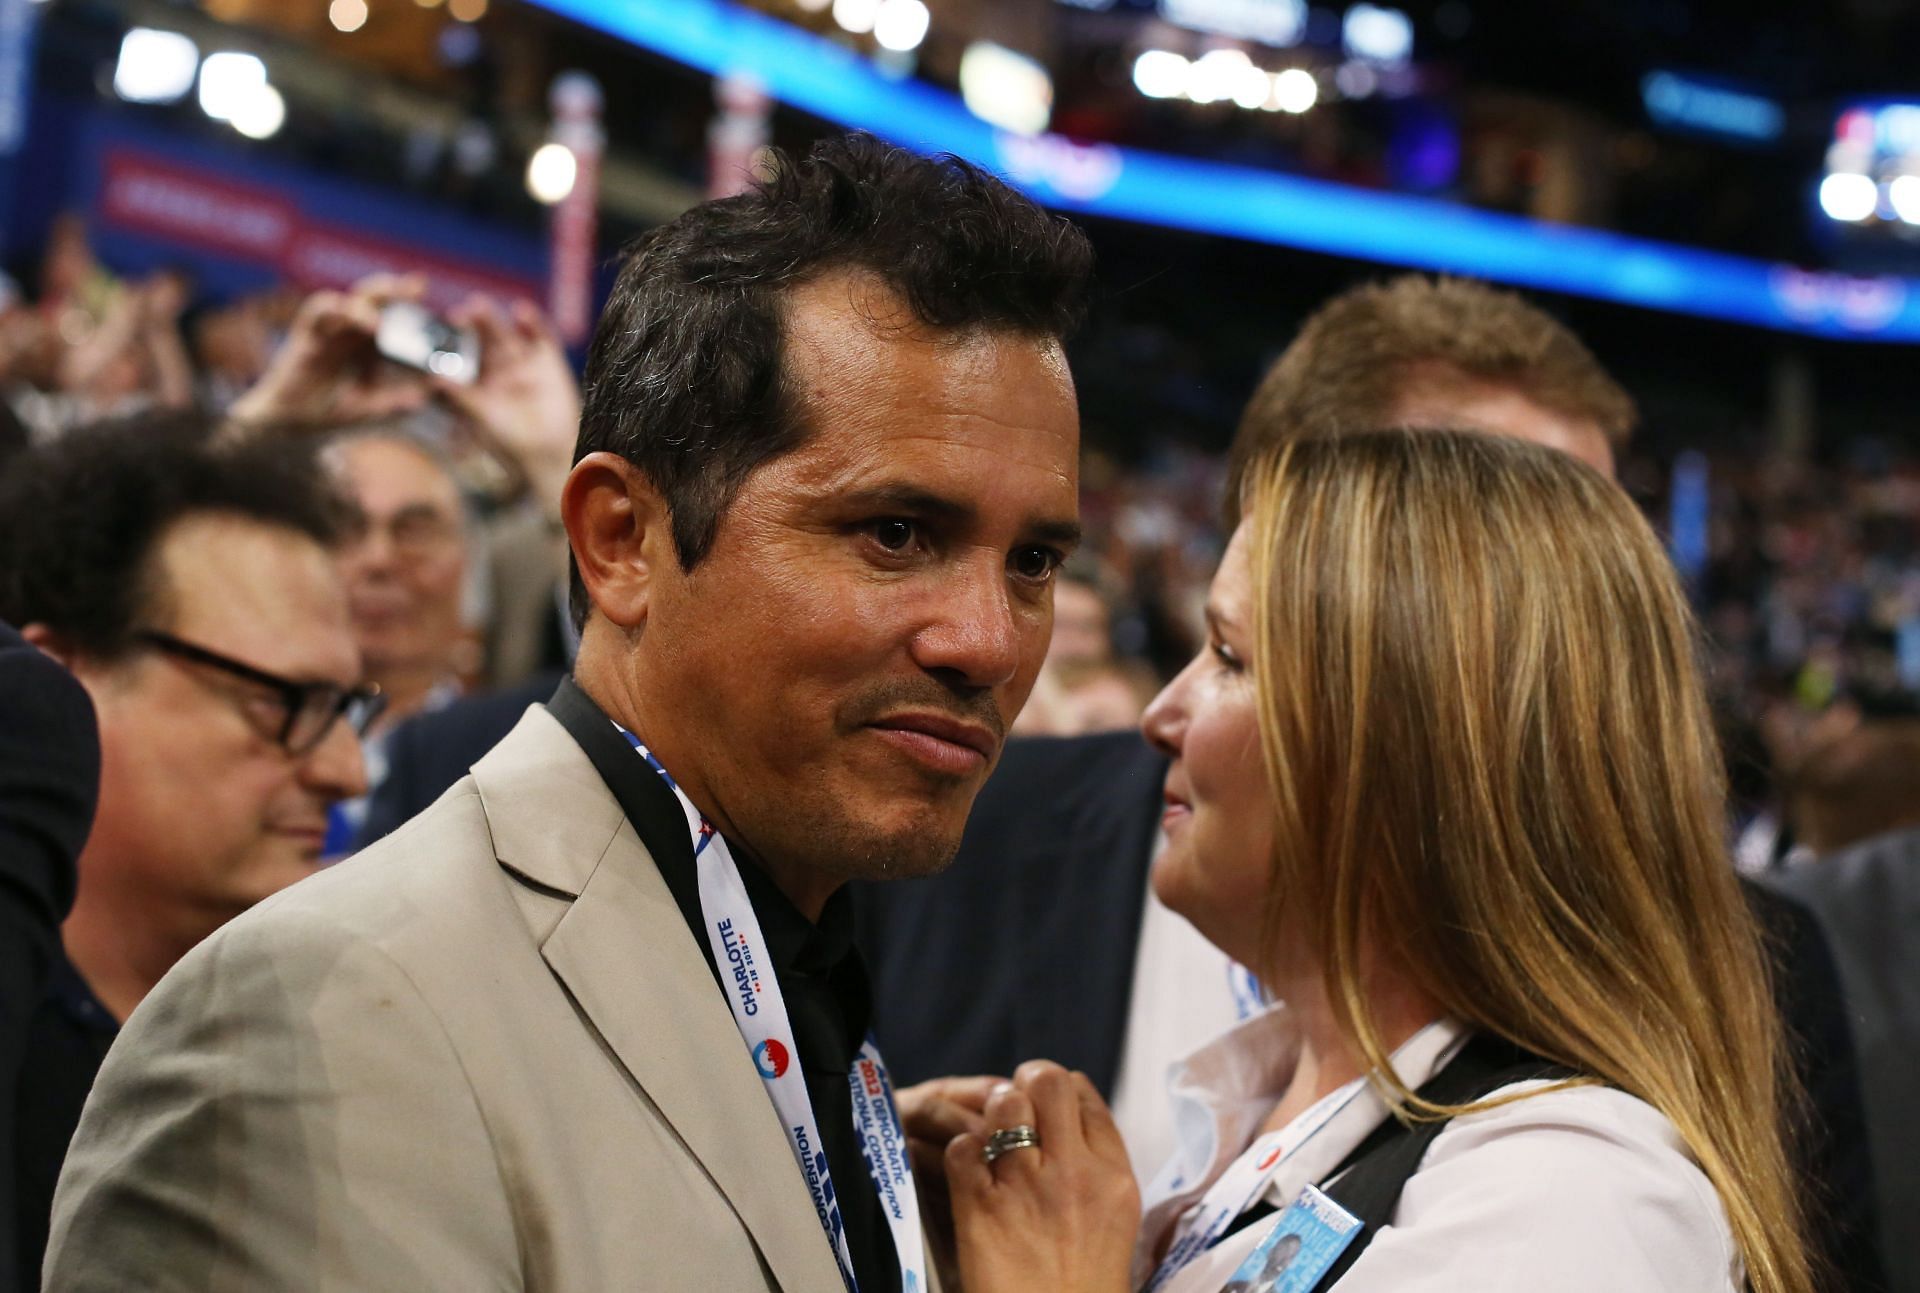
0 621 100 1281
850 731 1164 1094
1768 830 1920 1293
354 674 562 851
856 732 1885 1293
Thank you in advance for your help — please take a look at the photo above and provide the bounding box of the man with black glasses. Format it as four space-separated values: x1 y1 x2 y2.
0 412 374 1286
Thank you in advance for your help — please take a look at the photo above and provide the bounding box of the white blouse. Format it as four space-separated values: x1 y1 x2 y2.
1136 1009 1743 1293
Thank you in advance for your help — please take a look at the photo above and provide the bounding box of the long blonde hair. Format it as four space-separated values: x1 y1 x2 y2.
1243 429 1810 1293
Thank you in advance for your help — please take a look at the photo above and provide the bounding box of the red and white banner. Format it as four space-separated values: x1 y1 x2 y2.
546 72 604 347
98 148 541 311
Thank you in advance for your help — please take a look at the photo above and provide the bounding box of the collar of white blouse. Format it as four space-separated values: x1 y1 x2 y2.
1132 1007 1468 1290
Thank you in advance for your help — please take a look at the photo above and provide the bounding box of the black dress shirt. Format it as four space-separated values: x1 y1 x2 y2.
14 953 117 1291
548 680 900 1293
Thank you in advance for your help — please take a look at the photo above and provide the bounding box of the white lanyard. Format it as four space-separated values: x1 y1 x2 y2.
620 731 926 1293
1229 963 1271 1022
1143 1020 1445 1292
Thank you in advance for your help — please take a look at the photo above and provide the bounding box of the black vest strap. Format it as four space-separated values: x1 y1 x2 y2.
1216 1033 1579 1290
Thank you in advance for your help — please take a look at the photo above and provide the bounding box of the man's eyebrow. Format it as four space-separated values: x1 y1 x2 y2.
839 484 974 524
837 484 1082 548
1029 517 1084 550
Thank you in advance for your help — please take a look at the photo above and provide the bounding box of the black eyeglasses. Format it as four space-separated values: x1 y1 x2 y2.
135 631 386 755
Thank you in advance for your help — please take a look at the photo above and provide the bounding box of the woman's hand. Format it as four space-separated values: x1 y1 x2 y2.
897 1075 1003 1290
948 1061 1141 1293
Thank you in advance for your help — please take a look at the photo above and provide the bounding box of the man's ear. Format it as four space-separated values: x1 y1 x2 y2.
561 452 673 630
19 622 74 668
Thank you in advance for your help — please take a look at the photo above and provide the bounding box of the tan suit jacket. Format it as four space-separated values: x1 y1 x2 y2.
45 707 852 1291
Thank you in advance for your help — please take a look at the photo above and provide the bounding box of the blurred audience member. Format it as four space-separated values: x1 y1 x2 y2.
3 221 196 439
0 621 98 1285
1228 274 1632 493
324 430 470 722
320 429 475 849
229 274 579 691
328 429 474 724
190 287 298 411
436 294 579 689
1784 719 1920 856
0 415 374 1285
1016 561 1156 736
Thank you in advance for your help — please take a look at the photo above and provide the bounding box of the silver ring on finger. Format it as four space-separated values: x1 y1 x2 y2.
982 1124 1042 1165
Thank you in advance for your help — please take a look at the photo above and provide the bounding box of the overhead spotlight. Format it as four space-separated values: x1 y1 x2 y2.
526 141 578 204
1132 49 1189 99
329 0 368 32
198 51 267 123
795 0 832 9
873 0 930 51
449 0 487 20
1231 62 1271 109
231 83 286 139
1271 66 1318 113
1343 4 1412 64
961 42 1052 134
1818 172 1878 223
113 28 200 104
1161 0 1303 46
833 0 880 34
1187 48 1251 106
1889 174 1920 225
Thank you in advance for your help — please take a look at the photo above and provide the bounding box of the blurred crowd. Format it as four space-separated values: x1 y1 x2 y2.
1031 436 1920 865
2 215 580 703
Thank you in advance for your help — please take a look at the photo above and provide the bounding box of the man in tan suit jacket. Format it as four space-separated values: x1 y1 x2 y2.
44 134 1092 1291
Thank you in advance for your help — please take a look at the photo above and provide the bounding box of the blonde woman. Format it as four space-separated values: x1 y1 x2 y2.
940 430 1812 1293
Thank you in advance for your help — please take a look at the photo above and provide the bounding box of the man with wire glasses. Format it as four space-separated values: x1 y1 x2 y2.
0 412 375 1286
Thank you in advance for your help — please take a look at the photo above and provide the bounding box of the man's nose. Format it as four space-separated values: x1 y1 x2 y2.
908 559 1024 691
300 715 370 802
346 523 399 573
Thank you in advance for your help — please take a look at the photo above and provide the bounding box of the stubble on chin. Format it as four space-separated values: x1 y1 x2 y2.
744 782 975 888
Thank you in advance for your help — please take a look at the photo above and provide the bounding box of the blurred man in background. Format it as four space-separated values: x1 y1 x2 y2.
326 429 474 727
230 273 581 694
319 428 473 849
1783 718 1920 857
0 415 373 1285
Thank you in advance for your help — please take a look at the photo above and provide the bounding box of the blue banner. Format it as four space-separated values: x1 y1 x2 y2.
529 0 1920 343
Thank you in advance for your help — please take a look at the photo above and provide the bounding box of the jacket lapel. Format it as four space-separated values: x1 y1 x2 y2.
473 709 845 1293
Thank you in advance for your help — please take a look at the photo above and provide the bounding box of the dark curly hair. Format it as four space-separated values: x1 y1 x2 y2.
573 131 1093 624
0 410 349 660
